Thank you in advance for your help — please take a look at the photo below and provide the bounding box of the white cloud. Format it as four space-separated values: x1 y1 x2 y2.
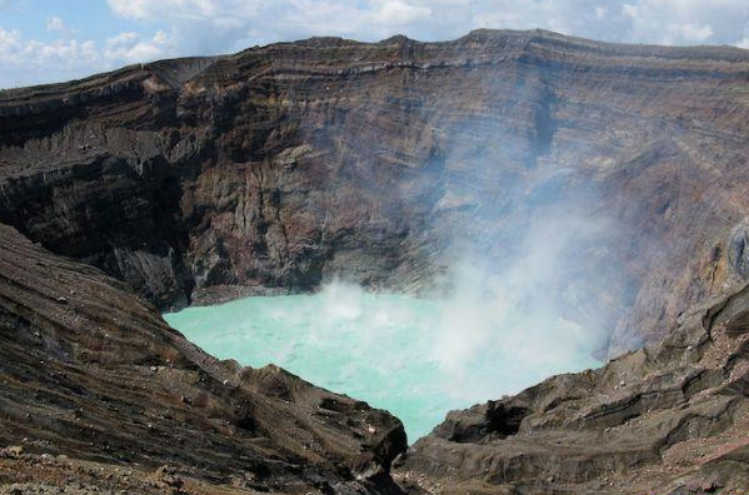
372 0 432 25
102 0 749 53
106 31 139 46
0 28 98 87
0 26 176 89
4 0 749 89
105 29 174 63
622 3 638 19
45 16 65 32
45 16 80 37
616 0 749 45
676 23 714 42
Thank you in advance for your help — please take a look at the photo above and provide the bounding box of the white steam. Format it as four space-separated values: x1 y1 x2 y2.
305 194 612 406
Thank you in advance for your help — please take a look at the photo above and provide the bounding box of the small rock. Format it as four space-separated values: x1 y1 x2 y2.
0 445 24 458
152 464 184 488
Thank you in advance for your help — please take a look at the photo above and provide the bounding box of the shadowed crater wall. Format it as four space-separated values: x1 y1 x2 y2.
4 29 749 495
3 29 749 357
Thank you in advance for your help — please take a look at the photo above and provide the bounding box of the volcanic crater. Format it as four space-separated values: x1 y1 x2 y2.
2 29 749 494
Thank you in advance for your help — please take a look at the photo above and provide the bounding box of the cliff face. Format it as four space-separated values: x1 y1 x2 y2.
401 288 749 494
3 30 749 354
0 222 406 493
3 29 749 495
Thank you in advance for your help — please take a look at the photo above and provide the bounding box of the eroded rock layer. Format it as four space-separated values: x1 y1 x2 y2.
401 286 749 494
0 223 406 493
3 29 749 494
3 30 749 353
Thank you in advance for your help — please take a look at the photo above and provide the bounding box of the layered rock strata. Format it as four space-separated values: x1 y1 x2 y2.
3 29 749 494
4 30 749 353
0 223 406 493
401 283 749 494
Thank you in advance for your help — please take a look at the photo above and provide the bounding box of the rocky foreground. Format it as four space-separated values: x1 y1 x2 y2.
1 29 749 494
1 216 749 494
401 290 749 494
0 223 406 494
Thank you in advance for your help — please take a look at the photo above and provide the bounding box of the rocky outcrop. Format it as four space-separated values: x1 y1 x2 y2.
3 28 749 493
3 30 749 353
0 222 406 493
400 283 749 494
3 213 749 494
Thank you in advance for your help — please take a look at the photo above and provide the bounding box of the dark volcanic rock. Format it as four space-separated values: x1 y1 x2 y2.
0 222 406 493
401 287 749 494
3 30 749 353
3 28 749 494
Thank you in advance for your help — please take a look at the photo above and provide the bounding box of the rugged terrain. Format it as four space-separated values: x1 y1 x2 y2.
4 30 749 354
2 29 749 493
2 215 749 494
401 286 749 494
0 223 406 493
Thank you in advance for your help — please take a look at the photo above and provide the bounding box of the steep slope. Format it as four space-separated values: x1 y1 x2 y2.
2 29 749 494
3 30 749 354
400 283 749 494
0 222 406 493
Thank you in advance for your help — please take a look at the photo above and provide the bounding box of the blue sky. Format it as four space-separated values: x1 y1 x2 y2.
2 0 749 89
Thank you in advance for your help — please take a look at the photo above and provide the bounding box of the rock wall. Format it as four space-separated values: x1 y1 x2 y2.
0 222 406 493
3 29 749 494
3 29 749 355
400 285 749 494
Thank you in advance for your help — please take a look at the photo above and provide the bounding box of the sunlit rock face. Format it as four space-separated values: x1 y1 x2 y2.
3 30 749 495
3 30 749 354
165 282 601 440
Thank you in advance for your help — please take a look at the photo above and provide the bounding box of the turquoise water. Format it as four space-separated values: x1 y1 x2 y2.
165 283 601 441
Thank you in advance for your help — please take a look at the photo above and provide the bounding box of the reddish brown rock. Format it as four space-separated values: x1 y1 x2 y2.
3 29 749 494
0 223 406 493
3 30 749 355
